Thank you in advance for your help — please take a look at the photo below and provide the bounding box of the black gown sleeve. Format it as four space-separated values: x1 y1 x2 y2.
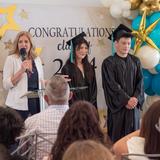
61 65 72 87
101 58 130 113
133 59 144 109
61 65 69 75
89 67 97 107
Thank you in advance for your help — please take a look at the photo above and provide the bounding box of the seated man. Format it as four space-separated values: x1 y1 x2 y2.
24 75 71 159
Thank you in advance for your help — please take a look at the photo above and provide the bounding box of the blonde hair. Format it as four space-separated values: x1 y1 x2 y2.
63 140 115 160
10 31 36 59
45 75 70 104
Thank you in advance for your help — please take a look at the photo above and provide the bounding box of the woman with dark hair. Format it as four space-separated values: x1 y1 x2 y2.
0 144 11 160
0 144 27 160
61 32 97 107
113 100 160 159
49 101 110 160
0 107 24 150
139 100 160 155
10 155 27 160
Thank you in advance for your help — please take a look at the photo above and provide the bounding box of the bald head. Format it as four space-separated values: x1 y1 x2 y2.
45 75 70 105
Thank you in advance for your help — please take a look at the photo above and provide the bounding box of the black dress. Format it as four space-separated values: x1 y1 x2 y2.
102 53 144 142
27 60 40 115
61 61 97 108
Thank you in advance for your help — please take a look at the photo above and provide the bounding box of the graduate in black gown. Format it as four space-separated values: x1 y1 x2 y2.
101 24 144 142
61 32 97 108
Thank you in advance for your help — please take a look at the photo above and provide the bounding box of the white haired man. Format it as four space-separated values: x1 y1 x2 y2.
24 75 71 159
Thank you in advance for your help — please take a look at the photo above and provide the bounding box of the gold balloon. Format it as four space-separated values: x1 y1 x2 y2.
130 0 142 10
132 10 160 54
150 4 160 12
148 0 159 5
144 0 160 7
139 3 152 15
143 0 152 5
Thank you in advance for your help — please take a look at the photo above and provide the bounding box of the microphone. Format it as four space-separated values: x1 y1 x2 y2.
20 48 32 75
20 48 27 61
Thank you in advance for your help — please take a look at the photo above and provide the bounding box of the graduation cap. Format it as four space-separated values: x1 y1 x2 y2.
66 32 88 63
66 32 87 46
108 24 133 42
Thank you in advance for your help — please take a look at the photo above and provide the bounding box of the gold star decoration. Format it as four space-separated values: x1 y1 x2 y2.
34 48 44 65
97 39 105 46
0 5 20 38
19 9 28 19
132 9 160 54
4 39 13 49
35 47 42 56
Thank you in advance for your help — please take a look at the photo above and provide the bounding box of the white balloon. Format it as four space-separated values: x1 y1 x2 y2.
136 46 160 69
114 0 124 2
127 10 139 20
121 1 131 10
143 95 160 114
110 4 122 18
122 10 131 18
100 0 113 7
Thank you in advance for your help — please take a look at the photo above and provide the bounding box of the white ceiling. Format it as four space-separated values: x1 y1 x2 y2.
1 0 104 7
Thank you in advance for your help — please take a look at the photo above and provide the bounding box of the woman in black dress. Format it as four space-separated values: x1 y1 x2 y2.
61 32 97 108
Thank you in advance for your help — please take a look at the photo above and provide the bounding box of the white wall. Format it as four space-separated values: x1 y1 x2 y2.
1 0 103 7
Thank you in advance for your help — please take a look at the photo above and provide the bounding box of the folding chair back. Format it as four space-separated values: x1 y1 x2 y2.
122 153 160 160
11 131 56 160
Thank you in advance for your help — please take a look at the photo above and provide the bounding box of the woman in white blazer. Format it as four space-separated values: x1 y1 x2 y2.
3 31 44 120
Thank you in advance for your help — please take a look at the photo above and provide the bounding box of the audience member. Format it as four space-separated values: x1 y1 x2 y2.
0 144 10 160
113 100 160 159
24 75 71 159
62 140 115 160
0 107 24 150
10 155 27 160
50 100 110 160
